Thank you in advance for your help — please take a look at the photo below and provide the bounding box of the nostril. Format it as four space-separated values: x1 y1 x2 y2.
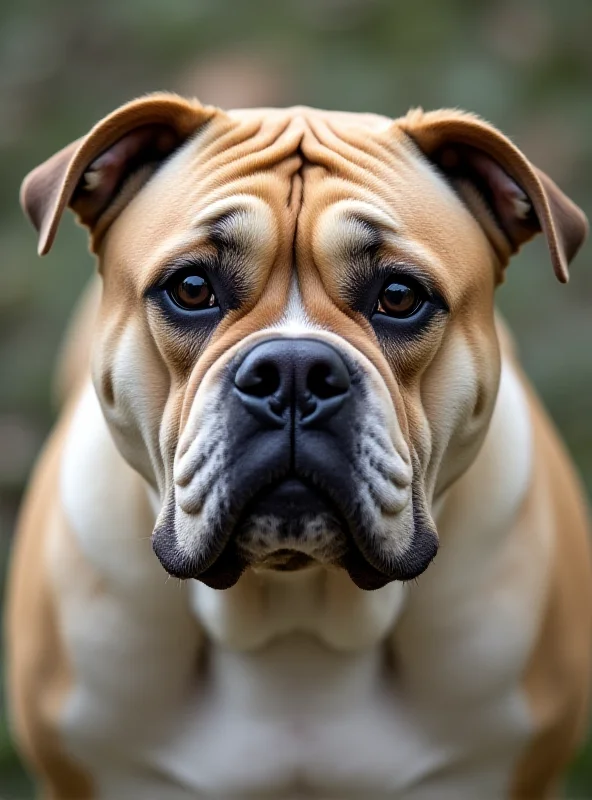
234 340 351 428
307 360 350 400
235 360 281 399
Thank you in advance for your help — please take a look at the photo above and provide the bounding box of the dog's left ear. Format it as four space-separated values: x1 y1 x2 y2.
399 109 588 282
21 93 217 255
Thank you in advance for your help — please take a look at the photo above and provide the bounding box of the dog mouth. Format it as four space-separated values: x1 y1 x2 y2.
256 549 316 571
155 378 438 592
241 477 339 519
192 476 435 591
153 469 438 591
233 477 349 569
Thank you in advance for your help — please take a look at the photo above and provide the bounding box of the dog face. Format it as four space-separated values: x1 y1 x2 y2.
22 95 587 589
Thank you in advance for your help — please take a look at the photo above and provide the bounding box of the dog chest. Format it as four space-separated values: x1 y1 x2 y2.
55 379 534 798
61 628 530 800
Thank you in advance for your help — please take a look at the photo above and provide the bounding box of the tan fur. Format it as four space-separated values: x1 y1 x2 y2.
52 277 100 407
6 397 94 798
510 380 592 799
7 95 591 799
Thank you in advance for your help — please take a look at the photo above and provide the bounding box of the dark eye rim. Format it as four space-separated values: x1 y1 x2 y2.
165 268 217 311
346 263 448 322
144 253 245 328
164 268 219 313
375 276 427 319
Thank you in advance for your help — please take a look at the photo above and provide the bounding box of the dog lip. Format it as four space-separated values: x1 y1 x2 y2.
257 549 316 571
156 470 437 590
242 477 336 519
341 484 440 586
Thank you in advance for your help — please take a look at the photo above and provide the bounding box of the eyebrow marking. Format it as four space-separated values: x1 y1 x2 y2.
208 210 247 255
316 199 399 261
343 215 383 261
192 195 279 266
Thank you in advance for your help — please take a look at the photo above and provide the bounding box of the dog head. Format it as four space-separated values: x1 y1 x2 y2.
22 94 587 590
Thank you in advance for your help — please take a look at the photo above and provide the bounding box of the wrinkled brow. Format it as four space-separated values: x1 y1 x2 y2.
188 195 280 266
340 215 383 261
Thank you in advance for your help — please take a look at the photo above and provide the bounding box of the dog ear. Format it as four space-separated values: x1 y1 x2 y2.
21 93 217 256
399 109 588 283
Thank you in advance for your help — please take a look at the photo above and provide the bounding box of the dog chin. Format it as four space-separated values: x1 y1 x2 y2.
233 478 348 564
152 477 438 591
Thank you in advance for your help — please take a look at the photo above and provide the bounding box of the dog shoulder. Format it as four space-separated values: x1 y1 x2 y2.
4 397 95 797
499 325 592 796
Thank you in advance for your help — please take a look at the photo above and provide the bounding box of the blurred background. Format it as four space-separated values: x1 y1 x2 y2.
1 0 591 796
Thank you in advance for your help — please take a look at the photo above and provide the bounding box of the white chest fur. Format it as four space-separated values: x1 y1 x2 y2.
53 364 547 799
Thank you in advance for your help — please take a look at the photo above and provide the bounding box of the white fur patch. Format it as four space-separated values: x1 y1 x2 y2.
82 169 102 192
512 194 532 220
274 273 314 332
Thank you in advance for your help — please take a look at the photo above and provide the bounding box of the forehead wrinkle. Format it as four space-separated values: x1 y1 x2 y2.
210 205 279 268
136 198 278 295
330 120 428 184
315 116 398 174
205 118 287 170
300 118 453 237
184 116 305 197
313 201 400 269
300 117 407 202
184 115 264 169
227 105 392 132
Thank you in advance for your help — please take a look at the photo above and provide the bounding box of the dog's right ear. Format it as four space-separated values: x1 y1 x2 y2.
398 108 587 283
21 93 217 255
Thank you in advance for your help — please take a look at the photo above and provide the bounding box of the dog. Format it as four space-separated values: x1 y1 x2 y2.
6 93 592 800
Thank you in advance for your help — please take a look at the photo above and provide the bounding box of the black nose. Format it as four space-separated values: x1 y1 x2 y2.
234 339 351 427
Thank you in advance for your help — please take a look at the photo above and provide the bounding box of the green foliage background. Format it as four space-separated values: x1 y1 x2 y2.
1 0 591 796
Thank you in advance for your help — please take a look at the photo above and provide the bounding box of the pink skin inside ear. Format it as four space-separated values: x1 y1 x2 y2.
469 149 532 223
78 126 179 222
439 145 535 249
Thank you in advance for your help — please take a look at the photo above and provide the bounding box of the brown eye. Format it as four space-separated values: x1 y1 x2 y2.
377 279 424 318
169 272 216 311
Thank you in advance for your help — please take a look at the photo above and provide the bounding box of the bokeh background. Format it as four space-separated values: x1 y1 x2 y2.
1 0 591 797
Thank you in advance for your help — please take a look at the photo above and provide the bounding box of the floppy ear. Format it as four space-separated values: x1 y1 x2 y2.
399 109 588 283
21 93 217 255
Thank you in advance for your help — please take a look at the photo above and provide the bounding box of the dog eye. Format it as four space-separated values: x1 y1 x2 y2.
376 278 425 318
167 271 217 311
